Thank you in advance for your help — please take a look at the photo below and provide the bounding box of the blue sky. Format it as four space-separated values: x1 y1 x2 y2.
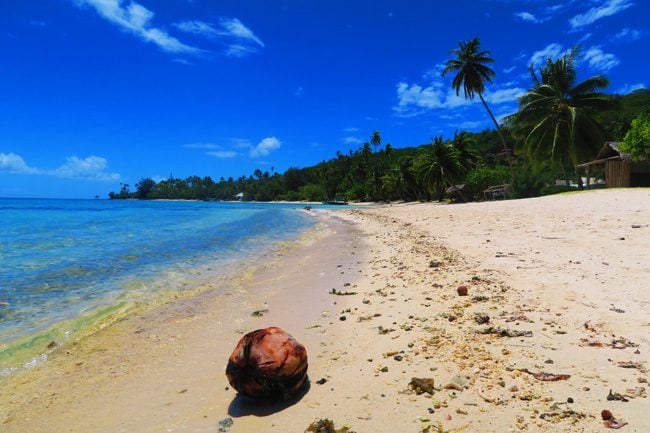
1 0 648 198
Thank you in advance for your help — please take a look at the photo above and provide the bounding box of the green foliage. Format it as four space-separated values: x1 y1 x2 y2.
620 112 650 160
511 165 551 199
135 177 156 199
442 37 495 99
345 182 367 202
413 137 464 201
108 107 628 203
602 89 650 140
539 184 575 196
443 37 514 176
297 183 326 201
510 47 615 178
464 166 510 199
107 128 530 202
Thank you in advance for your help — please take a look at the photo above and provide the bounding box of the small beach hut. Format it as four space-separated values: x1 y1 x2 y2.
234 192 244 201
576 142 650 188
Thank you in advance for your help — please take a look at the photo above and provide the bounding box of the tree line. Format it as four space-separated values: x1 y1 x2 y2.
110 38 650 203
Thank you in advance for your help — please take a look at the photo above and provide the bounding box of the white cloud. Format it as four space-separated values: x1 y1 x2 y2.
457 120 484 130
514 12 542 23
394 79 523 117
249 137 281 158
219 18 264 47
0 153 120 181
583 46 620 71
529 43 564 68
578 32 593 44
343 136 363 145
613 27 642 42
173 20 219 38
617 83 646 94
75 0 199 54
294 86 304 97
207 150 238 158
182 143 220 149
229 138 252 149
225 44 257 58
486 87 526 104
394 82 444 115
570 0 634 30
0 153 39 174
174 17 264 57
545 4 567 14
444 89 473 108
421 64 446 82
50 156 121 181
343 127 359 132
503 65 516 74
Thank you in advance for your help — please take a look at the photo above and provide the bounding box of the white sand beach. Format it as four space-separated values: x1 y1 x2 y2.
1 188 649 433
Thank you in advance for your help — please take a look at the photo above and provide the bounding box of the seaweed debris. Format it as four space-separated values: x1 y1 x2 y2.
518 368 570 381
251 309 269 317
478 326 532 338
305 418 355 433
330 288 358 296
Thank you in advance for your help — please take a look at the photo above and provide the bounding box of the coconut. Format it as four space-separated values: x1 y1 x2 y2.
226 327 308 400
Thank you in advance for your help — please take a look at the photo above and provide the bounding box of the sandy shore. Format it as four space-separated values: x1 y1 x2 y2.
2 189 649 433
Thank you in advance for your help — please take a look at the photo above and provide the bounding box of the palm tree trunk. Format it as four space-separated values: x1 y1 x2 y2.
561 164 570 187
575 167 584 190
478 92 515 179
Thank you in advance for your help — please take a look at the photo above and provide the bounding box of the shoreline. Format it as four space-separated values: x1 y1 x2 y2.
0 210 369 432
2 189 648 432
0 203 320 376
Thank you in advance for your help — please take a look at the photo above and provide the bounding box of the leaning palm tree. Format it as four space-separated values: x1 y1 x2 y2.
413 136 464 201
509 47 614 187
442 37 513 176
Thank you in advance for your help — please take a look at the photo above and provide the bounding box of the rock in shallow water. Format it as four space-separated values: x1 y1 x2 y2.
226 326 308 400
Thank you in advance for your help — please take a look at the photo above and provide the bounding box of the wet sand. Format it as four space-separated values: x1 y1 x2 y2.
2 188 649 433
0 214 368 433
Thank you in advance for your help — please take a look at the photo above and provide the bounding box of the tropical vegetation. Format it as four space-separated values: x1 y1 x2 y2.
508 47 615 187
110 39 650 202
443 37 514 175
619 112 650 160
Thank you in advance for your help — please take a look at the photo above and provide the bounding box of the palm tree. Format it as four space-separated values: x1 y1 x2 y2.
361 142 372 163
442 37 514 175
385 143 394 159
413 136 464 201
452 130 480 171
380 167 402 201
370 130 382 153
509 47 614 187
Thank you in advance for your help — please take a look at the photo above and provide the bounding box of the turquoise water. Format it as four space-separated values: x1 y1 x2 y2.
0 199 326 372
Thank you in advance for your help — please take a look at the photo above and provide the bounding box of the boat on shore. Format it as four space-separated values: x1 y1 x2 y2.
323 196 349 205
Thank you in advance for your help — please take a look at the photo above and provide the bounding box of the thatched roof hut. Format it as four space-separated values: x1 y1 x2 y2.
576 142 650 188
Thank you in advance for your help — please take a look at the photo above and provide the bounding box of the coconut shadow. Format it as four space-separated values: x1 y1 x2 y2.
227 379 311 417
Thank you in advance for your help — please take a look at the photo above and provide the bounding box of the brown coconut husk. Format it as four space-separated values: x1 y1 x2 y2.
226 327 308 400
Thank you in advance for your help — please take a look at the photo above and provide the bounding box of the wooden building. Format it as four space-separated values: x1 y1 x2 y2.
576 142 650 188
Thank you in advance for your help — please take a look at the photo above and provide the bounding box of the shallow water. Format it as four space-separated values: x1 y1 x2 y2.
0 199 330 372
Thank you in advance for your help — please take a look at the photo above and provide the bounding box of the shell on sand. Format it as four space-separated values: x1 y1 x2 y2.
226 326 308 400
